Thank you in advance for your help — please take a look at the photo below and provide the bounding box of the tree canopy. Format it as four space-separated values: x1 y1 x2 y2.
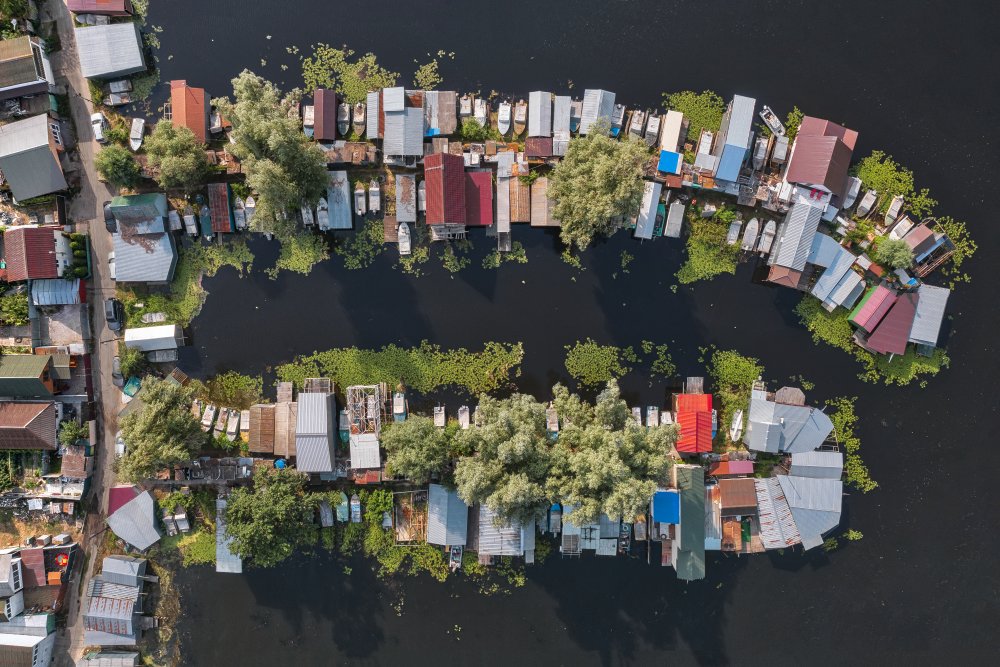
382 415 454 484
548 122 648 251
144 121 210 191
874 237 913 269
95 145 141 190
224 467 317 567
116 378 202 481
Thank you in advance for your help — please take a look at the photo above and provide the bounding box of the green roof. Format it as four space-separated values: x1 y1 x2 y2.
675 465 706 581
0 355 52 398
848 285 877 321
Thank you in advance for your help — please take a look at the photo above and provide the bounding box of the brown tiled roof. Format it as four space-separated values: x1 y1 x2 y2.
169 80 209 144
61 445 91 479
0 402 56 450
2 226 58 282
19 547 45 588
767 265 804 289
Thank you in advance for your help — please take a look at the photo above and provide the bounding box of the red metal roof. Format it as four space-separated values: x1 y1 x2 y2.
864 291 919 355
850 284 897 333
786 116 859 202
709 460 754 477
525 137 553 158
904 224 935 254
207 183 232 232
676 394 712 413
2 226 58 282
314 89 337 141
464 171 493 227
169 80 208 144
66 0 132 16
108 485 138 516
798 116 858 150
676 393 713 454
19 547 46 588
424 152 466 225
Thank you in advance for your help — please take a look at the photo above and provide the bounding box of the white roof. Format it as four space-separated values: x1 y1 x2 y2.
660 110 684 152
633 181 661 240
909 283 950 347
74 23 146 79
349 432 380 470
790 451 844 479
528 91 552 137
382 87 405 112
664 201 685 238
580 89 615 135
295 393 334 472
366 90 380 140
427 483 468 546
122 324 182 352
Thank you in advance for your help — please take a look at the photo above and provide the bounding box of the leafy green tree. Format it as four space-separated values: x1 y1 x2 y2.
0 0 28 20
663 90 725 141
874 237 913 269
58 420 89 447
453 393 552 525
116 378 203 481
549 122 648 251
224 467 317 567
0 292 29 326
117 342 146 378
785 106 805 140
301 45 398 103
144 121 210 191
95 145 141 189
548 381 674 525
382 415 453 484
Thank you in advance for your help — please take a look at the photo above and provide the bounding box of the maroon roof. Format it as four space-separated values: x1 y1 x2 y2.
19 548 45 588
525 137 553 158
797 116 858 150
108 485 138 516
424 152 466 225
850 284 897 333
66 0 132 16
786 116 859 202
207 183 232 232
2 226 58 282
314 89 337 142
0 402 56 450
464 171 493 227
864 291 919 355
903 224 935 254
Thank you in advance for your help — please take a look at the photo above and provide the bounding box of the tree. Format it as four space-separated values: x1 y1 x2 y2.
0 291 29 326
874 237 913 269
144 121 210 191
382 415 452 484
663 90 725 141
453 393 552 525
785 106 805 140
58 420 89 447
549 121 648 251
0 0 28 20
548 381 674 525
95 145 141 189
117 342 146 378
224 467 316 567
116 378 203 481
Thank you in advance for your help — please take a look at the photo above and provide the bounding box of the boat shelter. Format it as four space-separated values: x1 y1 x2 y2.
295 392 335 473
74 23 145 79
580 89 615 135
528 91 552 137
427 484 468 547
424 90 457 136
314 88 337 142
215 498 242 574
633 181 662 240
365 90 380 140
660 110 685 152
327 170 352 229
123 325 183 353
673 466 705 581
711 95 755 184
477 505 534 562
552 95 571 156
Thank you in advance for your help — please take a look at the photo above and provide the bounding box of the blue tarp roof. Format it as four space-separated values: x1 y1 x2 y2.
658 150 682 175
652 489 680 524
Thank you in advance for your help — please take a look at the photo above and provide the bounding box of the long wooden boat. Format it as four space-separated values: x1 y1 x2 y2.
316 197 329 230
398 222 411 256
337 102 350 137
244 196 256 227
233 197 246 230
354 184 366 216
569 99 582 133
458 405 470 429
368 180 381 214
628 109 645 139
191 399 202 420
631 407 642 424
459 94 472 118
740 218 760 251
352 102 366 137
843 176 862 209
473 98 488 127
129 117 144 151
497 101 512 135
644 114 660 147
512 100 527 136
884 194 904 226
856 189 878 217
301 202 315 227
213 408 229 439
752 136 769 171
433 405 445 427
757 219 777 255
240 409 250 442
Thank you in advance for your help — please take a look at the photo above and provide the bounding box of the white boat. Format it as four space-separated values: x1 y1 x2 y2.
459 95 472 118
757 219 777 255
856 189 878 217
884 194 904 226
244 196 256 229
233 197 246 230
354 184 366 216
726 219 742 245
183 209 198 236
226 410 239 441
513 100 527 135
740 217 760 251
301 203 315 226
210 110 223 134
631 407 642 424
752 136 769 171
315 197 329 230
352 102 366 137
843 176 862 209
240 409 250 441
458 405 470 429
337 102 350 137
644 114 660 147
473 98 488 127
417 180 426 212
888 215 914 241
645 406 659 427
302 104 314 137
398 222 411 256
129 117 144 151
729 409 744 442
433 405 445 427
213 408 229 439
368 180 381 214
200 404 216 432
610 104 626 137
569 99 582 133
758 105 785 136
628 109 645 139
497 101 512 135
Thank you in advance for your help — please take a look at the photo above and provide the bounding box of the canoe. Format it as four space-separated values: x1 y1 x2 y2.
497 101 512 135
354 184 366 216
474 98 488 127
726 219 742 245
352 102 366 137
233 197 246 230
729 409 744 442
884 194 904 226
300 202 314 227
610 104 626 138
628 109 645 139
758 105 786 136
459 95 472 117
315 197 329 230
741 217 760 251
843 176 862 209
368 180 381 214
856 189 878 217
512 100 527 136
569 99 582 133
337 102 350 137
757 219 777 254
644 114 660 147
398 222 411 256
129 117 144 151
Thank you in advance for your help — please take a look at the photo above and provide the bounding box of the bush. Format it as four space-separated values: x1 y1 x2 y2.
95 145 141 189
73 266 89 278
0 292 29 326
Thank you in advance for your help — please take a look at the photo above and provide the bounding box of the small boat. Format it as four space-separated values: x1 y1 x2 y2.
210 110 223 134
302 104 314 138
352 102 366 136
569 99 582 133
752 136 769 171
628 109 645 139
729 410 744 442
473 98 488 127
449 545 463 572
843 176 862 209
213 408 229 439
336 491 349 522
191 399 203 420
233 197 246 230
368 180 381 214
183 208 198 236
884 194 904 226
300 202 315 227
225 410 239 441
759 105 785 136
398 222 411 256
239 409 250 442
726 219 742 245
644 114 660 147
200 404 216 432
349 494 362 523
646 406 659 427
741 217 760 251
458 405 470 429
337 102 350 137
659 411 673 426
129 117 144 151
393 392 407 422
610 104 626 137
459 95 472 118
856 189 878 217
315 197 329 230
711 409 718 439
244 196 256 227
631 407 642 424
512 99 527 135
199 205 212 238
354 184 366 216
497 101 512 135
417 180 426 212
757 219 777 255
888 215 914 241
433 405 445 427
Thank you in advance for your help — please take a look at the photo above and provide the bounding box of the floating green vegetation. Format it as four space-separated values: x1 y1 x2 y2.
826 397 877 493
619 250 634 273
853 150 937 218
413 58 443 90
676 206 739 284
707 348 764 448
439 242 471 273
662 90 724 142
482 242 528 269
301 45 399 103
333 219 383 270
191 371 263 410
564 339 632 387
277 341 524 394
934 216 977 287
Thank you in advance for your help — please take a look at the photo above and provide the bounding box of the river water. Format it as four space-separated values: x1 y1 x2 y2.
148 0 998 663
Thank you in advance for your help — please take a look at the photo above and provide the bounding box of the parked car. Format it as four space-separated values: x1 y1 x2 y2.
104 297 123 331
108 250 116 280
103 201 116 233
91 112 107 144
115 431 126 457
112 355 123 387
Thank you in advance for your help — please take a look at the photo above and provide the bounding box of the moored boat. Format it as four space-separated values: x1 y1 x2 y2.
757 219 777 255
129 117 144 151
884 194 904 226
632 406 642 424
512 99 527 135
352 102 366 136
856 189 878 217
843 176 862 209
711 409 718 439
628 109 645 139
740 217 760 251
350 494 362 523
336 491 349 522
398 222 411 256
646 406 659 427
200 404 216 432
417 180 426 212
354 184 366 216
302 104 314 138
497 101 512 135
610 104 626 137
191 399 202 420
473 98 488 127
459 95 472 118
244 196 256 227
240 409 250 442
226 410 239 440
213 408 229 439
337 102 350 137
644 113 660 147
569 99 582 133
729 409 744 442
433 404 445 427
726 219 742 245
183 207 198 236
199 205 212 238
752 136 769 171
233 197 246 230
315 197 329 230
449 546 463 572
458 405 470 429
301 202 315 227
758 105 785 136
368 180 381 214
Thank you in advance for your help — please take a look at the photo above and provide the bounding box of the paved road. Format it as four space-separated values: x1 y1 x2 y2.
44 1 122 663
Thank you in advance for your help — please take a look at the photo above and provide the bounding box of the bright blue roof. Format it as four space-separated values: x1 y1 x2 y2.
658 150 682 175
652 489 680 524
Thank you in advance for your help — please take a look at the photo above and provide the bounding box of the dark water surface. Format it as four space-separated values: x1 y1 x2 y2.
149 0 998 663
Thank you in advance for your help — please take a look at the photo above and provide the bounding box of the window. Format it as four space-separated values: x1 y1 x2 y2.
11 561 20 591
50 122 63 147
3 598 10 619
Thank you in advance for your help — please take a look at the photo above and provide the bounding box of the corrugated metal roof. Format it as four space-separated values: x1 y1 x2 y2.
863 291 919 355
509 176 530 223
524 136 553 158
790 451 844 479
395 174 417 223
660 110 684 152
713 95 755 182
850 284 897 333
580 89 614 135
427 484 468 546
496 175 510 231
1 225 58 281
664 201 685 238
32 278 81 305
674 465 705 581
633 181 661 240
0 402 55 450
169 80 208 144
314 88 337 141
207 183 232 232
745 397 834 454
786 133 854 200
477 505 524 556
719 478 758 512
464 170 493 227
114 229 176 283
777 475 842 546
74 23 145 78
76 651 140 667
909 284 950 347
552 95 570 156
424 152 465 225
122 324 181 351
349 432 380 470
770 197 823 271
295 393 334 472
0 114 66 200
827 270 864 310
383 87 405 112
807 232 843 268
754 477 801 549
327 170 352 229
100 556 146 587
0 36 46 91
107 491 162 550
424 90 457 136
67 0 133 14
528 91 552 137
811 246 858 303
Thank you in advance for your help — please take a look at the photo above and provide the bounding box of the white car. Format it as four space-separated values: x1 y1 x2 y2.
91 112 107 144
108 250 116 280
115 431 126 457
